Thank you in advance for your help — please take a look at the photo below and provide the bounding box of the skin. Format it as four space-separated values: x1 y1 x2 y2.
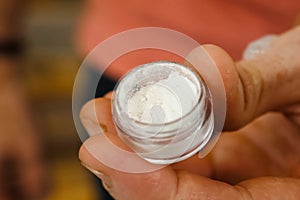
79 26 300 200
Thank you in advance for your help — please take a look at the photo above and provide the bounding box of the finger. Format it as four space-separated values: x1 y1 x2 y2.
213 119 300 183
79 98 212 176
80 98 214 176
201 27 300 130
79 98 300 199
79 141 176 200
80 98 118 137
80 98 300 183
79 139 233 200
80 142 300 200
79 98 165 173
237 177 300 200
104 91 114 99
174 112 300 184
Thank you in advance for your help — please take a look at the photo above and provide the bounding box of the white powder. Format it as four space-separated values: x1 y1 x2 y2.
113 61 214 164
127 73 199 124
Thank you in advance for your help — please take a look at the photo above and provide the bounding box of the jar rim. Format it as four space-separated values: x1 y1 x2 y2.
113 61 209 127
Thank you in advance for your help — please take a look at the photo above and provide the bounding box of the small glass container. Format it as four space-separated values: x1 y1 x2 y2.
112 61 214 164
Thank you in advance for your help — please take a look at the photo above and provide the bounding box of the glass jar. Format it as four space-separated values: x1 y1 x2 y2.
112 61 214 164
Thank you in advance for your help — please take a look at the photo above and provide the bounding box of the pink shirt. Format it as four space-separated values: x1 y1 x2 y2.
76 0 300 79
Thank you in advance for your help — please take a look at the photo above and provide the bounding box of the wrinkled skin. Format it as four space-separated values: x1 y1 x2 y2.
79 26 300 200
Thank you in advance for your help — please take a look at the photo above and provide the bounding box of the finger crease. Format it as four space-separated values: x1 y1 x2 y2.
172 170 181 200
237 69 247 112
235 185 254 200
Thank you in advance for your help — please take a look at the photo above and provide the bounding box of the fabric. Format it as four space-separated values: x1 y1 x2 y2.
76 0 300 85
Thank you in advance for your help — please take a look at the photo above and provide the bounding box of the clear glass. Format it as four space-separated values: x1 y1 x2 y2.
112 61 214 164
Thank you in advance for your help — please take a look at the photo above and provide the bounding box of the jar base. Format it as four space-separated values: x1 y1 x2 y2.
138 119 214 165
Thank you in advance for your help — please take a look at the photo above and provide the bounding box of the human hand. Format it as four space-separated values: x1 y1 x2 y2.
0 59 46 200
79 26 300 199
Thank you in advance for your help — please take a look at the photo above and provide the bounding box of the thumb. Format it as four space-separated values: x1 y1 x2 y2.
80 141 300 200
201 27 300 130
79 138 236 200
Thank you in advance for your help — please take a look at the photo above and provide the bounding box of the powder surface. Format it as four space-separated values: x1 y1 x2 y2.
127 73 199 124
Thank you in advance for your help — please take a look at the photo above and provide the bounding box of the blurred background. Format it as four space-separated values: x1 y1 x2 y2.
2 0 299 200
20 0 98 199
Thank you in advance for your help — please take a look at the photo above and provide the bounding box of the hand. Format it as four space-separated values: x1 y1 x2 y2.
0 58 46 199
79 26 300 200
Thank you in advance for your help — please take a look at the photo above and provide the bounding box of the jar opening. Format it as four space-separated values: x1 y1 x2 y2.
114 61 204 126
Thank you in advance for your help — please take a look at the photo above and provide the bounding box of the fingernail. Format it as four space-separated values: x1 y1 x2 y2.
242 34 278 60
81 118 104 136
81 162 112 189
